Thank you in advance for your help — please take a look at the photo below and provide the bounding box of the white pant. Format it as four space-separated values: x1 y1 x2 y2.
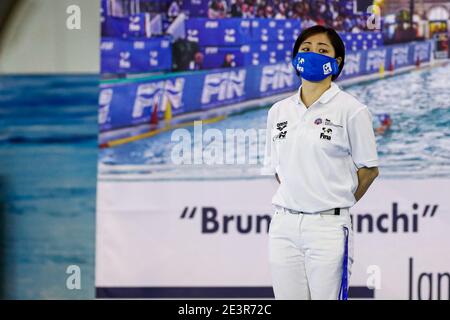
268 207 354 300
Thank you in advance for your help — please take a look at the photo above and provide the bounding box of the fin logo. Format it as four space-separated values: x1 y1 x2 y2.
201 70 246 104
366 49 386 71
320 127 333 140
100 41 114 51
186 29 199 42
392 47 409 67
133 78 185 118
343 52 361 76
205 21 219 28
260 63 294 92
129 15 141 32
119 52 131 69
414 43 430 62
149 50 159 66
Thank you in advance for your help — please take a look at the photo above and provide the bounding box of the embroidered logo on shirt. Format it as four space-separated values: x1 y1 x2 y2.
320 127 333 140
314 118 322 125
324 118 343 128
273 121 288 141
276 121 287 131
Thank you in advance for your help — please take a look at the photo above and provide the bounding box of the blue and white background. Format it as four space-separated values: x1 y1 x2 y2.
5 0 448 300
96 0 450 300
99 41 431 132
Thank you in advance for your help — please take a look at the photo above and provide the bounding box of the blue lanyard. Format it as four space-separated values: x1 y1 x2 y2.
338 226 350 300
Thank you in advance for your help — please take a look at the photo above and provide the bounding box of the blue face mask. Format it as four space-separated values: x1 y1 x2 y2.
292 51 340 82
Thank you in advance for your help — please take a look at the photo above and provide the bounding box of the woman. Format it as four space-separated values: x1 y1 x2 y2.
261 25 379 300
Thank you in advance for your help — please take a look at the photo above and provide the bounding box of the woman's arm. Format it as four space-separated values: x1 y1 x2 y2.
354 167 379 201
347 106 380 202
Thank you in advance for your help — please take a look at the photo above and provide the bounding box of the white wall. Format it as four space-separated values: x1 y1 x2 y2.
0 0 99 73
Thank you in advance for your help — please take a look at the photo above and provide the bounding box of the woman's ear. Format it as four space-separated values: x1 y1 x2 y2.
336 56 343 67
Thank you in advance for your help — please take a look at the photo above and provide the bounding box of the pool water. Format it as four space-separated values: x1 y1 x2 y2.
99 63 450 179
0 75 98 299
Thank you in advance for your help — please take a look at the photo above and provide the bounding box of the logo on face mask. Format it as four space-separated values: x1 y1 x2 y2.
297 58 305 72
292 52 339 82
323 62 332 75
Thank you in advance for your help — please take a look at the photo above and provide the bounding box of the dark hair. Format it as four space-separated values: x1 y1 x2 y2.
292 25 345 81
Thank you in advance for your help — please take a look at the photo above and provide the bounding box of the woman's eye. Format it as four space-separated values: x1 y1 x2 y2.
319 49 328 54
301 47 309 51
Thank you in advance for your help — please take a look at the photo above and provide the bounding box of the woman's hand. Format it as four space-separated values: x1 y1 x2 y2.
354 167 379 202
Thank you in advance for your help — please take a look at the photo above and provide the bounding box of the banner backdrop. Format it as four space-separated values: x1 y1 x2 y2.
102 13 152 39
96 177 450 299
96 11 444 299
101 36 172 74
99 41 431 132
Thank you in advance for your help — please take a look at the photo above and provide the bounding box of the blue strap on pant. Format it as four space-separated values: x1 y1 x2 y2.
338 226 349 300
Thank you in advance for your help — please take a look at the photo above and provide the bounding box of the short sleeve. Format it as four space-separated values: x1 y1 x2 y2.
260 108 278 175
347 106 379 169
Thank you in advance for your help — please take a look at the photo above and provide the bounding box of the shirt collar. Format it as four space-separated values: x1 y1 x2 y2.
292 82 341 106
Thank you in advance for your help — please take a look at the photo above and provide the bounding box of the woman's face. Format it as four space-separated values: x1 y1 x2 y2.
298 32 342 66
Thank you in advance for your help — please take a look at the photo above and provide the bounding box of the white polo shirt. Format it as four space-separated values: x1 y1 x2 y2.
261 82 379 213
